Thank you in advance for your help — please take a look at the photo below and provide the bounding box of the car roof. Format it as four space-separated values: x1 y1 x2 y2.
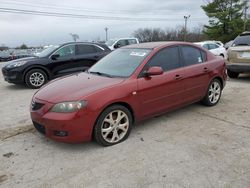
61 42 105 46
59 42 111 51
122 41 197 49
109 38 138 40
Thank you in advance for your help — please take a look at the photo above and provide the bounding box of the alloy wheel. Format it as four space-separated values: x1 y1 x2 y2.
101 110 129 144
29 72 45 87
208 81 221 104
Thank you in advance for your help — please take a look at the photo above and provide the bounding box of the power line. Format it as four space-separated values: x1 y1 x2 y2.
0 0 188 15
0 7 205 22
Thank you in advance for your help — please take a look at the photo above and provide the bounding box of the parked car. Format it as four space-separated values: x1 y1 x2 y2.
0 51 12 61
227 31 250 78
195 41 227 59
105 38 139 50
30 41 227 146
2 42 111 88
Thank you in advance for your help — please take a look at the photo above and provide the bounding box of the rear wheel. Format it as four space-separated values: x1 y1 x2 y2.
202 79 222 106
227 70 239 78
25 69 48 89
94 105 132 146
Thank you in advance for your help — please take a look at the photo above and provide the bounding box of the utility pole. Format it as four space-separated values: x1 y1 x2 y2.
104 27 108 41
243 2 248 31
184 15 191 41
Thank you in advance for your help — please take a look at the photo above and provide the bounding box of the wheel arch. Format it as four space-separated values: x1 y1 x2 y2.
91 101 135 139
23 66 51 81
213 76 223 88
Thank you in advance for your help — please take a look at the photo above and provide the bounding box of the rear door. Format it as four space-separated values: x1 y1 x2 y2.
137 46 187 118
180 45 210 102
75 44 103 70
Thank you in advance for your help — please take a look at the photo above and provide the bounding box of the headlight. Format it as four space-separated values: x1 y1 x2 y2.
7 61 27 68
50 100 87 113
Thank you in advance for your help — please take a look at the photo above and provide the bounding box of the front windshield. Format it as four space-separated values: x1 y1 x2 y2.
88 48 152 78
233 35 250 46
36 45 59 58
105 39 116 47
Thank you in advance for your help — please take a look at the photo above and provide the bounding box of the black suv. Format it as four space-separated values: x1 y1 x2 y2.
2 42 111 88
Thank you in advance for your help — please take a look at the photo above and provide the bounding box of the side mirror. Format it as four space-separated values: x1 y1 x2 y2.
51 54 60 60
114 43 121 49
144 66 164 77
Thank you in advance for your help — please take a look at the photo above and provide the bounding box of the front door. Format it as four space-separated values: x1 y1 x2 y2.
49 44 77 77
137 46 187 118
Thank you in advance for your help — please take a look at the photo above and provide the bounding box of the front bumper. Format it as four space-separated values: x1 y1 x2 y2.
226 63 250 73
30 98 97 143
2 67 23 84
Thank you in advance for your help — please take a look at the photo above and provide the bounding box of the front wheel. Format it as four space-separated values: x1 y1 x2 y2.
25 69 48 89
94 105 133 146
202 79 222 106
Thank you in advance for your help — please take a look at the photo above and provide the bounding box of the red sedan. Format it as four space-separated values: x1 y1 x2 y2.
30 42 227 146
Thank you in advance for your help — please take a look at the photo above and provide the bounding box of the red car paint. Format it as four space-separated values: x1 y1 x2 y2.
30 42 227 143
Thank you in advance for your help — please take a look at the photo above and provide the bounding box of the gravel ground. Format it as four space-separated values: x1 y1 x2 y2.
1 61 250 188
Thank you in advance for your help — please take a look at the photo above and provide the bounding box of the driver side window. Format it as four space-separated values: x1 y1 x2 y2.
54 45 75 58
116 40 127 47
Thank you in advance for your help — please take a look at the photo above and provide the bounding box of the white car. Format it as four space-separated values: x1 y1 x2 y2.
194 41 227 59
105 38 139 50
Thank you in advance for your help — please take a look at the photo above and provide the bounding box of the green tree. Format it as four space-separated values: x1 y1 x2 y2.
20 44 28 49
201 0 248 43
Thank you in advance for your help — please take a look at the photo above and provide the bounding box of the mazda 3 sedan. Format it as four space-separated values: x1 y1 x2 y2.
30 42 227 146
2 42 110 88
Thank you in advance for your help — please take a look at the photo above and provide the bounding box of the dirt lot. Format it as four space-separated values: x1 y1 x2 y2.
0 62 250 188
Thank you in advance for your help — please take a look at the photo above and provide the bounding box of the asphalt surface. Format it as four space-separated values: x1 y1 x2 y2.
1 61 250 188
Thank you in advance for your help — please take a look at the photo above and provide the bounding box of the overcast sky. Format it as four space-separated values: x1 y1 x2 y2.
0 0 209 47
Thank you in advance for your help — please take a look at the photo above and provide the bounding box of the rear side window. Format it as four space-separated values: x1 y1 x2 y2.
76 44 96 55
181 46 204 66
146 47 181 71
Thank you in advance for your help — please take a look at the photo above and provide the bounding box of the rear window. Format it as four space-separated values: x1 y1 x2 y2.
233 35 250 46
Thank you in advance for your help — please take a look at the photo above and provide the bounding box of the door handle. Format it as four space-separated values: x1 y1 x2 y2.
94 55 99 59
174 74 182 80
203 67 209 72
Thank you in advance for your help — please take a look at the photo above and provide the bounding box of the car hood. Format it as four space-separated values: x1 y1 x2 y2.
34 72 125 103
4 56 38 68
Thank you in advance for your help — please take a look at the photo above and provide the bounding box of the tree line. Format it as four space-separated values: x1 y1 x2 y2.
133 26 208 43
133 0 249 43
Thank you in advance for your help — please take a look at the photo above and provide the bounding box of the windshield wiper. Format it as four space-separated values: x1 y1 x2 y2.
88 71 113 78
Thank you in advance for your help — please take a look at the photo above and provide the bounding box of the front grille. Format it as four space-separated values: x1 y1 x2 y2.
33 121 46 135
31 101 44 111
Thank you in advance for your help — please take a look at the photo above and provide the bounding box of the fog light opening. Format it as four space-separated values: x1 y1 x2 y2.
54 130 68 137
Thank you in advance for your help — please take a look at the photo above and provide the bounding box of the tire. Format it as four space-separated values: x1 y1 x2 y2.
220 54 224 58
227 70 239 78
94 105 133 146
201 79 222 106
25 69 48 89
